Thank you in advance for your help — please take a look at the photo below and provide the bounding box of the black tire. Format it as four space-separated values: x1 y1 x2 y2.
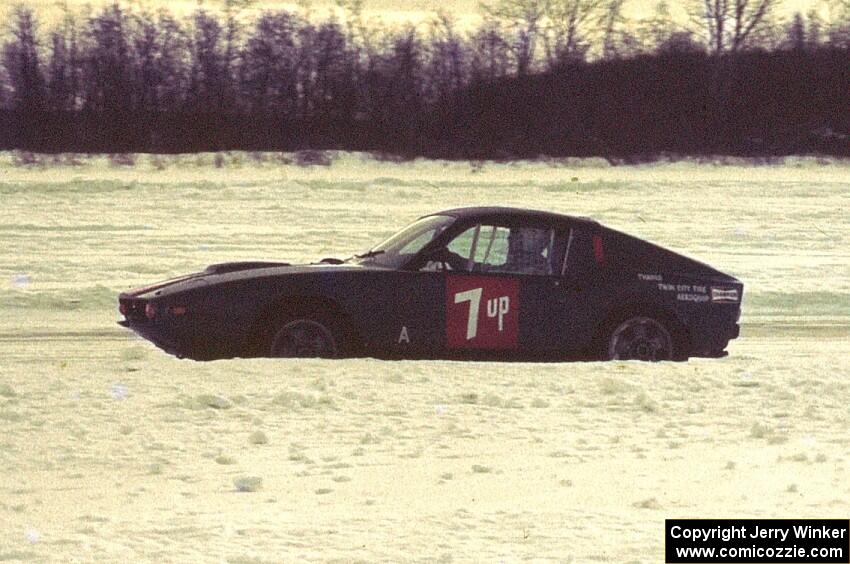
604 315 675 362
268 316 340 358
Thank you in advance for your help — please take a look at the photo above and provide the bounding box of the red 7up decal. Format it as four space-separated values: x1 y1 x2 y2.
446 276 519 349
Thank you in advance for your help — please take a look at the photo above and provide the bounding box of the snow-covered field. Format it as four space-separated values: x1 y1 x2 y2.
1 152 848 562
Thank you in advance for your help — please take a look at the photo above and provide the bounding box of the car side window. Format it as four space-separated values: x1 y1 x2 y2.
477 226 511 268
491 226 554 275
447 225 511 269
433 223 561 275
446 226 477 260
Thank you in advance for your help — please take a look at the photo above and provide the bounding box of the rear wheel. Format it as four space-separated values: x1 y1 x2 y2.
606 316 674 361
269 317 339 358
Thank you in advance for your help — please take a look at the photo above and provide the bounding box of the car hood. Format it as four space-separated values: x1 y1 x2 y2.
119 260 386 300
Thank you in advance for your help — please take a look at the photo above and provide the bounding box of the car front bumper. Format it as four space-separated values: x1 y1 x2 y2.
119 319 186 358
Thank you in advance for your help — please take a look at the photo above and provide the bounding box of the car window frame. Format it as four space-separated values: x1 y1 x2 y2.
405 216 571 277
561 228 575 276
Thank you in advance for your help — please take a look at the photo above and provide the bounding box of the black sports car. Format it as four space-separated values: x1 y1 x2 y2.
118 206 742 362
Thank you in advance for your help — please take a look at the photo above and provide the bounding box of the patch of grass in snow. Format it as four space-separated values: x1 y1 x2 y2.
234 477 263 492
1 286 116 310
0 410 23 422
326 462 351 469
633 497 662 510
249 431 268 445
192 394 233 410
359 433 380 445
288 445 313 464
747 291 850 317
482 393 523 409
272 391 334 410
599 377 632 395
541 180 628 193
750 422 788 444
120 346 148 361
633 391 658 413
226 557 277 564
309 377 331 391
750 422 771 438
0 551 38 561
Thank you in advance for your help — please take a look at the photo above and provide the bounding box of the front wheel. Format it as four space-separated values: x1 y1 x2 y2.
269 318 339 358
606 316 674 361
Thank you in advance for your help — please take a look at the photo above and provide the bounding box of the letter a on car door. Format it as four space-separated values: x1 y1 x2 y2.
446 275 519 349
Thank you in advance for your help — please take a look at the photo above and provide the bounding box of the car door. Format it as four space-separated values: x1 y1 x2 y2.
517 224 599 354
433 221 580 355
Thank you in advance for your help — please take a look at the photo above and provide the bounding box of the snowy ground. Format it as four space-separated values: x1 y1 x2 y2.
1 152 848 562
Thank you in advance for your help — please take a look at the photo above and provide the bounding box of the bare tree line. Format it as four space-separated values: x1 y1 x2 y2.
1 0 849 156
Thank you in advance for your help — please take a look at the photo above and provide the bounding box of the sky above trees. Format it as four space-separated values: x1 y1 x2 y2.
4 0 829 25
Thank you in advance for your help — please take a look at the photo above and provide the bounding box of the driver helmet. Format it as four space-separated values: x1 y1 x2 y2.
508 227 549 256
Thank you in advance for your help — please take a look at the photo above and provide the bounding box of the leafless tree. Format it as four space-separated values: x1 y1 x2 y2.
688 0 778 54
240 10 300 116
424 13 468 105
483 0 639 67
639 0 699 54
785 12 806 50
804 8 824 48
541 0 611 66
482 0 549 75
223 1 252 65
469 17 512 82
46 5 80 112
831 0 850 13
129 9 190 115
83 4 133 115
599 0 628 59
3 6 45 112
187 10 227 111
825 0 850 46
336 0 380 74
299 20 355 123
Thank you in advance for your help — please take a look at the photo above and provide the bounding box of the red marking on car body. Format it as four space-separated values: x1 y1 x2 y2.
592 235 605 264
446 275 519 349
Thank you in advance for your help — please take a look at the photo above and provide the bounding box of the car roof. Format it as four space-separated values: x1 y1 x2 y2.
424 206 599 227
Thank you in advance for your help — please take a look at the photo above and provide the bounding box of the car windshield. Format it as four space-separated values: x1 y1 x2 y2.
356 215 455 269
